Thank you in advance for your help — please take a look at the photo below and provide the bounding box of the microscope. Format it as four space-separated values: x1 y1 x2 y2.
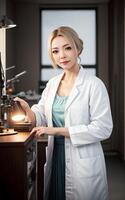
0 53 31 135
0 53 14 134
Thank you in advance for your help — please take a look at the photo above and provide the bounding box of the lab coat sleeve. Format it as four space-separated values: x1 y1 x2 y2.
31 83 49 127
68 78 113 146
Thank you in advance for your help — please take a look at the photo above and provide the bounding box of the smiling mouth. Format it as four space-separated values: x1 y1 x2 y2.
60 61 69 64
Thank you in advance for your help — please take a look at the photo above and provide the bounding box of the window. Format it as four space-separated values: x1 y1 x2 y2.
40 9 97 92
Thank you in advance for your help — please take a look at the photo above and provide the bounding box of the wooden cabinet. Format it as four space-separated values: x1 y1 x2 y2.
0 132 37 200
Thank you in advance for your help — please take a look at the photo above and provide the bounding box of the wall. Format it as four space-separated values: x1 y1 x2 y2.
108 0 124 158
13 2 40 93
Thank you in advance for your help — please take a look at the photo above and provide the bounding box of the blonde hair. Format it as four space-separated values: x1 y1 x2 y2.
48 26 83 68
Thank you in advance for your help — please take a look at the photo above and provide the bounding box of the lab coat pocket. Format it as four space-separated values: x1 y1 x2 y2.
76 156 102 178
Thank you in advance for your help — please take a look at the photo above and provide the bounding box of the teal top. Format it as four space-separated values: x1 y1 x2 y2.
48 94 68 200
52 94 68 127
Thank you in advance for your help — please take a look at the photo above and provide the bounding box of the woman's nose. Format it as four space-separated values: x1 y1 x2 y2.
59 50 66 58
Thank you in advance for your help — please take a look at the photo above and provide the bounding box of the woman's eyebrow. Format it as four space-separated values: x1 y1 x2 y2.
52 47 58 50
63 43 70 47
52 43 70 50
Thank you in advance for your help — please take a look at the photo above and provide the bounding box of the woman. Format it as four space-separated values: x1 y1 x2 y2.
15 26 113 200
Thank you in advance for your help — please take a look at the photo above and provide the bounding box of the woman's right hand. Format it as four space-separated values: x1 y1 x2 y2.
14 97 36 127
14 97 30 112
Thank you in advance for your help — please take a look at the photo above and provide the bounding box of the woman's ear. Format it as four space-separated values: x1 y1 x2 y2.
77 50 81 56
78 47 83 56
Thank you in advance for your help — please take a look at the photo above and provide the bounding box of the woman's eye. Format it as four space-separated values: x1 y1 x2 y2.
66 46 72 50
52 50 58 54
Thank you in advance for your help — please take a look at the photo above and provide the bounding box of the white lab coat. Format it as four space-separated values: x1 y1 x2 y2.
31 67 113 200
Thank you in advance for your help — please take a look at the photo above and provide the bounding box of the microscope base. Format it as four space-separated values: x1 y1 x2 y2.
0 128 17 136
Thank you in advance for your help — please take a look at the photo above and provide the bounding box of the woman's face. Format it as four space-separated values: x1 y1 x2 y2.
51 35 79 71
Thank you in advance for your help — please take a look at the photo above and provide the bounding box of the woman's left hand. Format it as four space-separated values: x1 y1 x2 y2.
31 126 69 137
31 126 55 137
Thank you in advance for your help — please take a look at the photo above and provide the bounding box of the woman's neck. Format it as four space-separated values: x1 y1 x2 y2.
62 64 80 82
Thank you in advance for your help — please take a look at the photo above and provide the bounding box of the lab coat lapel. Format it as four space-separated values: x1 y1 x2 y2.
65 67 86 111
47 73 64 125
65 86 79 111
50 73 64 102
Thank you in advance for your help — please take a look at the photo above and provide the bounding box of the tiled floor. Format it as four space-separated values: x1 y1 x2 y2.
105 154 125 200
